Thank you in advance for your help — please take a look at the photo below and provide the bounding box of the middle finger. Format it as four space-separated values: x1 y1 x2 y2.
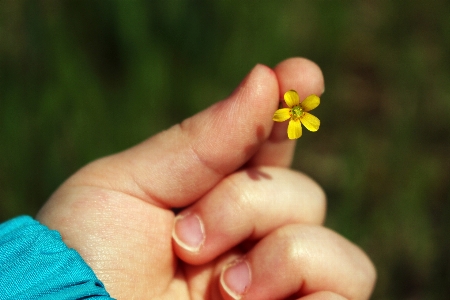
172 166 326 265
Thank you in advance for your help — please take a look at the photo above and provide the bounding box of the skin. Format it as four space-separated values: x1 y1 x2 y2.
36 57 376 299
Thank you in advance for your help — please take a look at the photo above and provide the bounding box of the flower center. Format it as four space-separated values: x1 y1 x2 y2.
291 105 303 121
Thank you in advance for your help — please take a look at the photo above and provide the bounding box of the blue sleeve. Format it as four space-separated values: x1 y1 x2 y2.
0 216 115 300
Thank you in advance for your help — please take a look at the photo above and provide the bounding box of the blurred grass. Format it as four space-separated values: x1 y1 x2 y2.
1 0 450 298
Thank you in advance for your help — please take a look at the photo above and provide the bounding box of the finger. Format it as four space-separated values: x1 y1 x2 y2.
247 57 325 167
219 225 376 300
172 166 326 264
69 64 279 208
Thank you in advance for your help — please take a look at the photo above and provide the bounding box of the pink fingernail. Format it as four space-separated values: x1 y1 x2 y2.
172 213 205 252
220 258 251 299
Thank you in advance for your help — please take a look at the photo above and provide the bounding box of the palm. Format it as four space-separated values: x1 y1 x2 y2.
38 179 233 298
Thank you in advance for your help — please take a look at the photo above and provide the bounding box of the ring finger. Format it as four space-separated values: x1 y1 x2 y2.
219 224 376 300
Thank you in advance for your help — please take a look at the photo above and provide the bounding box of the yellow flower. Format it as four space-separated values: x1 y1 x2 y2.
273 90 320 139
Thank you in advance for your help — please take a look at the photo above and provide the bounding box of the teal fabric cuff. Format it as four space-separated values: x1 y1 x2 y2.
0 216 114 299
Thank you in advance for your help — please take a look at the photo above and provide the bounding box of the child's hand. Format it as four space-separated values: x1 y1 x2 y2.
37 58 375 299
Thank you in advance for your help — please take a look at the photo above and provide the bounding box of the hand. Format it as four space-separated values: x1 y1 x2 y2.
36 58 376 299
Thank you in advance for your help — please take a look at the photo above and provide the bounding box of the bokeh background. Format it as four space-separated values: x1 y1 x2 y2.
1 0 449 298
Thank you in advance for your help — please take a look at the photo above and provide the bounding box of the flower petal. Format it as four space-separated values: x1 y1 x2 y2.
300 112 320 132
284 90 300 108
288 119 302 139
301 94 320 111
273 108 291 122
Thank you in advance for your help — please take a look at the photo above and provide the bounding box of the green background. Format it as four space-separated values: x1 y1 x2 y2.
1 1 449 298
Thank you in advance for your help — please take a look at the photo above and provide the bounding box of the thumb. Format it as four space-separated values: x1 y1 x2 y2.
74 64 279 208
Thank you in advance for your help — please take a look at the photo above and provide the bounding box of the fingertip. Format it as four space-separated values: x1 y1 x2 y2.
178 62 280 172
220 258 252 300
227 63 279 117
227 63 277 100
274 57 325 99
172 213 205 253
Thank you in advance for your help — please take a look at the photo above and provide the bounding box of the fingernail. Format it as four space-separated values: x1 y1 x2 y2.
172 213 205 252
220 258 251 299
